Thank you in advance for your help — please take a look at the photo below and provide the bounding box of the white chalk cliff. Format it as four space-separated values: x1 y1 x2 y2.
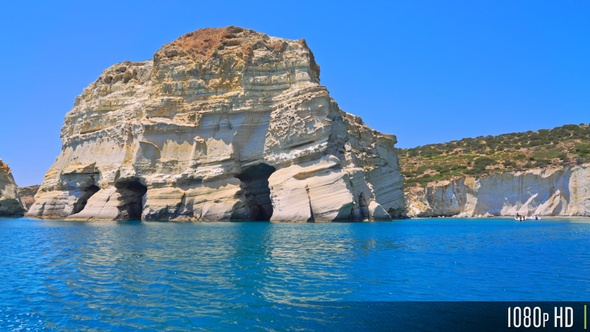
28 26 405 222
406 165 590 217
0 160 25 216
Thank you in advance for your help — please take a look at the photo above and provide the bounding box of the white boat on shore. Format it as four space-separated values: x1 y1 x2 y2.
514 215 541 221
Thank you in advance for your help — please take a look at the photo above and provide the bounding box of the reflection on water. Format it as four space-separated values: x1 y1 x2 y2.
260 224 353 303
0 218 590 330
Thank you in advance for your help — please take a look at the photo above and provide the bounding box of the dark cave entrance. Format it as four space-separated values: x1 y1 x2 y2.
236 164 276 221
115 179 148 220
72 184 100 214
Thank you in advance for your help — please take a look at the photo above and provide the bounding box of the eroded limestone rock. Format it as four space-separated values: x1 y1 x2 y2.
405 165 590 217
28 26 405 222
0 160 25 216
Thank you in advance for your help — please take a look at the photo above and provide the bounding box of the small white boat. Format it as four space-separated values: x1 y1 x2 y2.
514 215 541 221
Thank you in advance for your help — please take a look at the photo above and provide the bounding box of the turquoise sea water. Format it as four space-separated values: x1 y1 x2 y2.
1 217 589 330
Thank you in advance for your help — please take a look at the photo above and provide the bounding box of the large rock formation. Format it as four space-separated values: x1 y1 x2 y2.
28 26 405 222
406 165 590 217
0 160 25 216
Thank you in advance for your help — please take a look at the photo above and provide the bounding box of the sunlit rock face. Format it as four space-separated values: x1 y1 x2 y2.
405 165 590 217
27 26 405 222
0 160 25 216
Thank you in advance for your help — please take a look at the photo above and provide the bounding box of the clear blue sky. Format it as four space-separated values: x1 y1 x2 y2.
1 1 589 186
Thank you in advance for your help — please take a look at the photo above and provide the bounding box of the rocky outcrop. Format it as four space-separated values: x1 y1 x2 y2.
28 26 405 222
18 185 40 210
0 160 25 216
406 165 590 217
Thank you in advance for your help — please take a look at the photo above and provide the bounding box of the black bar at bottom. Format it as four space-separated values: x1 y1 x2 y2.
272 302 590 331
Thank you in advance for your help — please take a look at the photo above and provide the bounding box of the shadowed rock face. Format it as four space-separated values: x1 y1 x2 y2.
18 185 40 210
235 163 276 221
28 26 406 222
0 160 25 216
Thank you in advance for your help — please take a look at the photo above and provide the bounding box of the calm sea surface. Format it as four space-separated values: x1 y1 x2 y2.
1 217 589 331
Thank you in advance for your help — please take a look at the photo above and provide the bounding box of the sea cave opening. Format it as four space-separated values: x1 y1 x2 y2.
72 184 100 214
115 179 148 220
235 163 276 221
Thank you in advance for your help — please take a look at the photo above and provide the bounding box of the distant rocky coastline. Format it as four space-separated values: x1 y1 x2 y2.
399 123 590 218
27 26 406 222
406 164 590 217
0 160 26 216
18 185 40 210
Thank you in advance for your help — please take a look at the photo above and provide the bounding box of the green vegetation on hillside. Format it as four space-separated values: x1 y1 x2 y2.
397 123 590 190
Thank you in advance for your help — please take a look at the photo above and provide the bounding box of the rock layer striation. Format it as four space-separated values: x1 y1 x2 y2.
28 26 405 222
406 165 590 217
0 160 25 216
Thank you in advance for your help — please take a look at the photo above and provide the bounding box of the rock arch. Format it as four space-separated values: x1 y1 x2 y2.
235 164 276 221
72 184 100 215
115 179 148 220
